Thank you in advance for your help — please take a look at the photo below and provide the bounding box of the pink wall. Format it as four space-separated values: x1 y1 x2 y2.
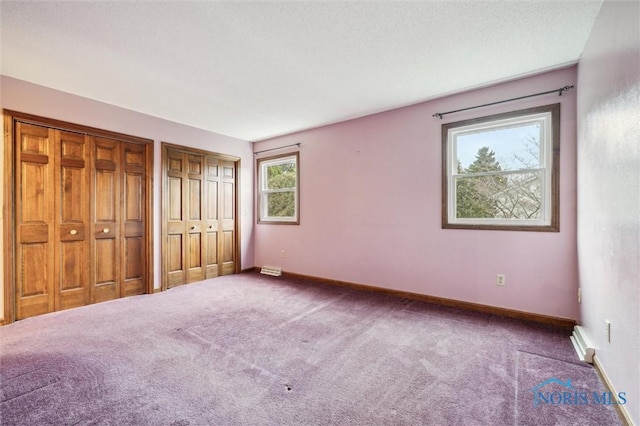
576 0 639 423
254 66 579 320
0 76 255 312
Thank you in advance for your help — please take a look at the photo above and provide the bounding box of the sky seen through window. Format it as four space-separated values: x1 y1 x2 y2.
456 123 541 171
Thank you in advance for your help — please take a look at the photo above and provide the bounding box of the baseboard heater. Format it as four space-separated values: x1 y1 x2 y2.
570 325 595 363
260 266 282 277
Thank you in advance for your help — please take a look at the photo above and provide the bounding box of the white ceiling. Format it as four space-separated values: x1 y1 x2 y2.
1 1 603 142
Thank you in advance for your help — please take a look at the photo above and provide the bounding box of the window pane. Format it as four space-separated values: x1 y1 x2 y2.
258 152 299 224
267 192 295 218
456 123 541 173
456 172 542 219
266 162 297 189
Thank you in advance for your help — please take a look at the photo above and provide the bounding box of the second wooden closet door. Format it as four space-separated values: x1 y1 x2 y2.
165 147 237 289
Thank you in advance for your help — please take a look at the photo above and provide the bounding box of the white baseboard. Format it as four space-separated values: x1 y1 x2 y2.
570 325 595 363
593 355 635 426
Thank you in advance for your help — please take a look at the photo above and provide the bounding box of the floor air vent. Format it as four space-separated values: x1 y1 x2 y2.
570 325 595 364
260 266 282 277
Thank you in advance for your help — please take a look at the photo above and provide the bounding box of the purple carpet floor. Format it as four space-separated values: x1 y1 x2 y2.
0 273 622 425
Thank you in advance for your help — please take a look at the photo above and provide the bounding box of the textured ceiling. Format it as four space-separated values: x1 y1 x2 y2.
1 1 603 141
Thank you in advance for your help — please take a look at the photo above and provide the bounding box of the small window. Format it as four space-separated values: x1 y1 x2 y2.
257 152 299 224
442 104 559 231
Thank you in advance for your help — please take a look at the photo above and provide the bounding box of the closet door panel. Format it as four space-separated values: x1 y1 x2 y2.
205 233 218 278
92 137 120 303
167 234 184 287
220 161 236 275
166 149 186 287
204 157 220 278
15 123 55 319
122 143 146 296
186 154 204 283
18 243 51 318
60 241 84 291
186 230 203 283
56 130 90 310
123 237 144 296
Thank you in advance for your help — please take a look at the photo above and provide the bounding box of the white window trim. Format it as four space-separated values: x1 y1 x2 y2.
257 153 299 224
443 104 560 231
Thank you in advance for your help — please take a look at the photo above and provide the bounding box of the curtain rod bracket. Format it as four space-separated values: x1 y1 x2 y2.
559 85 574 96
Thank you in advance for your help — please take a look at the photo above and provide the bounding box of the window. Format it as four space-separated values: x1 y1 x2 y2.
257 152 299 224
442 103 559 231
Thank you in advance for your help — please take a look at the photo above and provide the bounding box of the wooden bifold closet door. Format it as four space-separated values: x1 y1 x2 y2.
9 113 152 321
92 138 147 303
14 123 91 319
163 144 239 289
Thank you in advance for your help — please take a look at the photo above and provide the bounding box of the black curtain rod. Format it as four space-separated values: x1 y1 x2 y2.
432 85 574 119
253 142 301 155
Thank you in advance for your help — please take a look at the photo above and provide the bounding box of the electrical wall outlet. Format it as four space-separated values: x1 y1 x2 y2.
578 288 582 304
605 319 611 343
280 250 286 258
496 274 506 286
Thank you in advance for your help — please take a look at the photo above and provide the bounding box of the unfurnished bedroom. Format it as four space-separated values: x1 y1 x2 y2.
0 1 638 425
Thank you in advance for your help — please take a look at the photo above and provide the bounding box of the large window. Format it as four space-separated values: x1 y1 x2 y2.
442 104 559 231
257 152 299 224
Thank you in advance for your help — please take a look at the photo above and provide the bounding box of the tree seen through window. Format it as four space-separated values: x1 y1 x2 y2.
265 162 296 218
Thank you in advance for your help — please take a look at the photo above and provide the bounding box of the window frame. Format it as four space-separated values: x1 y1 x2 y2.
442 103 560 232
257 152 300 225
